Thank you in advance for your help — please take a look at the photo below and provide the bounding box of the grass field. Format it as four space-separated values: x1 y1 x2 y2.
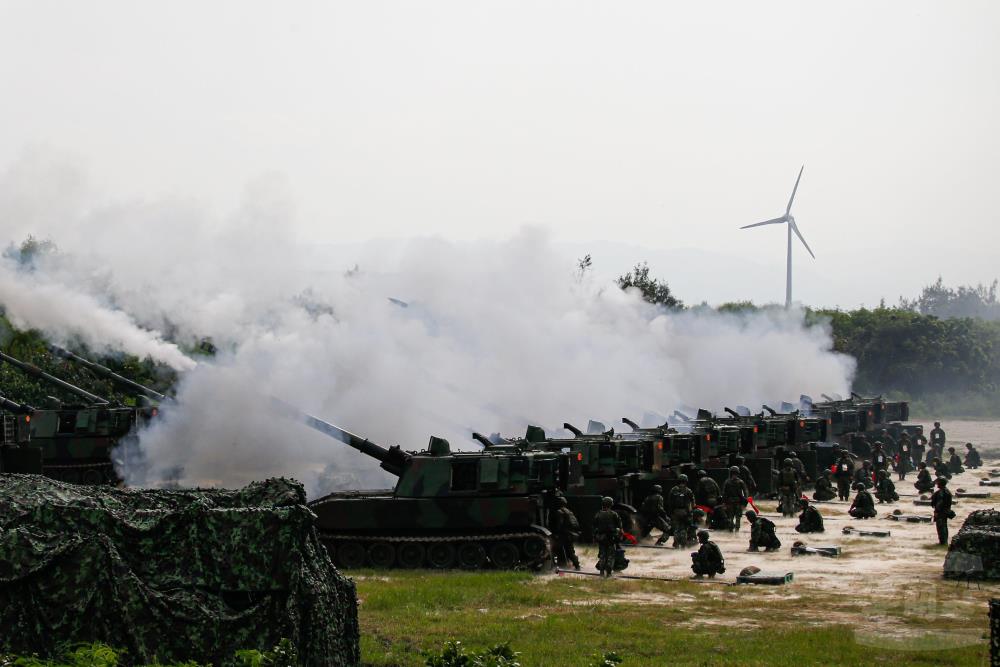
356 569 992 667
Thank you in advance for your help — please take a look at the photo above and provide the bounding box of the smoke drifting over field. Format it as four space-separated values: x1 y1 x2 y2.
0 154 855 495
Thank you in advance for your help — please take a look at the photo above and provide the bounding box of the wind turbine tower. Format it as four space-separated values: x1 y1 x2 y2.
741 166 815 308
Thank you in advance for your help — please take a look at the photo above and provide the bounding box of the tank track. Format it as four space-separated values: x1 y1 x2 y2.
319 529 553 571
42 461 120 486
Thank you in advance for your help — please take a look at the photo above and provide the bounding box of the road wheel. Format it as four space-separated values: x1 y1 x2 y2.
336 541 367 569
367 541 395 568
457 542 487 570
522 536 548 562
488 541 520 569
426 542 456 569
396 542 425 569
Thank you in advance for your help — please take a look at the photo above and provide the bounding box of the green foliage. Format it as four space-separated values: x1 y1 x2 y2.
588 652 624 667
616 262 683 309
900 277 1000 321
423 641 521 667
0 314 175 406
234 638 298 667
812 306 1000 411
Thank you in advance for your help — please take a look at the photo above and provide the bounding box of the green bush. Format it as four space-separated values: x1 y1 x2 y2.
423 641 521 667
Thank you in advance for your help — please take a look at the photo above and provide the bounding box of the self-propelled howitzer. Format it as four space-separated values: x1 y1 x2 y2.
288 406 570 570
0 351 136 484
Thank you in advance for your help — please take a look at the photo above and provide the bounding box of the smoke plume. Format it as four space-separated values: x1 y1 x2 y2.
0 153 855 496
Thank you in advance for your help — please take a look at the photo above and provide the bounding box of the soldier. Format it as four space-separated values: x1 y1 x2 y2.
871 442 890 476
667 475 696 549
946 447 964 475
722 466 749 532
549 496 581 570
932 456 951 480
812 469 836 501
745 510 781 552
874 469 899 503
776 458 800 518
708 503 731 531
733 456 757 496
592 496 622 577
695 469 721 509
929 422 946 459
964 442 983 469
849 482 877 519
689 508 706 545
690 530 725 578
854 460 874 489
914 461 935 493
834 451 854 501
879 429 898 457
896 432 913 481
795 498 825 533
930 477 954 546
789 451 808 483
912 432 927 467
638 485 670 545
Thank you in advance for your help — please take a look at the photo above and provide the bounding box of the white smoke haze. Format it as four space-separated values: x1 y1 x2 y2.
0 152 855 496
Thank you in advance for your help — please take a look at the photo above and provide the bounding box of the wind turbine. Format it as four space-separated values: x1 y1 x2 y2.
741 166 814 308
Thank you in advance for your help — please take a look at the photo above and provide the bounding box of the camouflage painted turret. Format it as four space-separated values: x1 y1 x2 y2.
282 403 571 570
0 351 136 484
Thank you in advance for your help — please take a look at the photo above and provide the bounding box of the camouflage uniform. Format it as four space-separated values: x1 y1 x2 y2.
946 449 964 475
854 463 874 489
722 471 749 532
834 455 854 501
747 513 781 552
549 498 581 569
896 434 913 481
914 465 934 493
812 471 836 501
874 471 898 503
849 485 877 519
638 488 670 545
929 424 946 454
871 445 890 476
690 531 725 577
668 481 695 549
592 504 623 577
964 444 982 469
776 462 799 517
696 472 721 509
795 502 825 533
931 481 953 545
734 457 757 496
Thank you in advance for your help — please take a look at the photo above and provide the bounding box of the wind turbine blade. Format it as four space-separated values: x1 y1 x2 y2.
790 220 815 259
786 165 804 215
740 216 787 229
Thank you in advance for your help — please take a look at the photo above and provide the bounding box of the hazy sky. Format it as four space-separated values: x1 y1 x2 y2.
1 1 998 307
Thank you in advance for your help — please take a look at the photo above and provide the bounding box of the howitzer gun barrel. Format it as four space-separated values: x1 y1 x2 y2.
269 397 408 476
471 432 495 448
622 417 640 431
0 351 109 405
0 392 32 414
50 346 168 401
724 407 740 419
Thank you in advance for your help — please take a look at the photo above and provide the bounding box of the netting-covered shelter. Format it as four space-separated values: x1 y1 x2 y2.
0 474 359 666
944 509 1000 581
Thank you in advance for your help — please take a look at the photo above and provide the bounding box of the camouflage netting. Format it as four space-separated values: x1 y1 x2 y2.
0 474 359 666
991 599 999 667
944 509 1000 581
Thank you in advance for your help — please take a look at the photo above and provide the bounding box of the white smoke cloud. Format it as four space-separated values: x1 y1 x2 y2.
0 151 855 496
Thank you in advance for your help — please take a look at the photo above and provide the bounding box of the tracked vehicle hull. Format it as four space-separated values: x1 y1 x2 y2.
309 491 554 570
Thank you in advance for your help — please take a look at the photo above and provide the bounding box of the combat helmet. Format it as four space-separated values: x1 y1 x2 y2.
697 530 710 543
601 496 614 507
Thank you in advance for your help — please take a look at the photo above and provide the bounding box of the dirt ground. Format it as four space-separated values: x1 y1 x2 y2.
555 419 1000 645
